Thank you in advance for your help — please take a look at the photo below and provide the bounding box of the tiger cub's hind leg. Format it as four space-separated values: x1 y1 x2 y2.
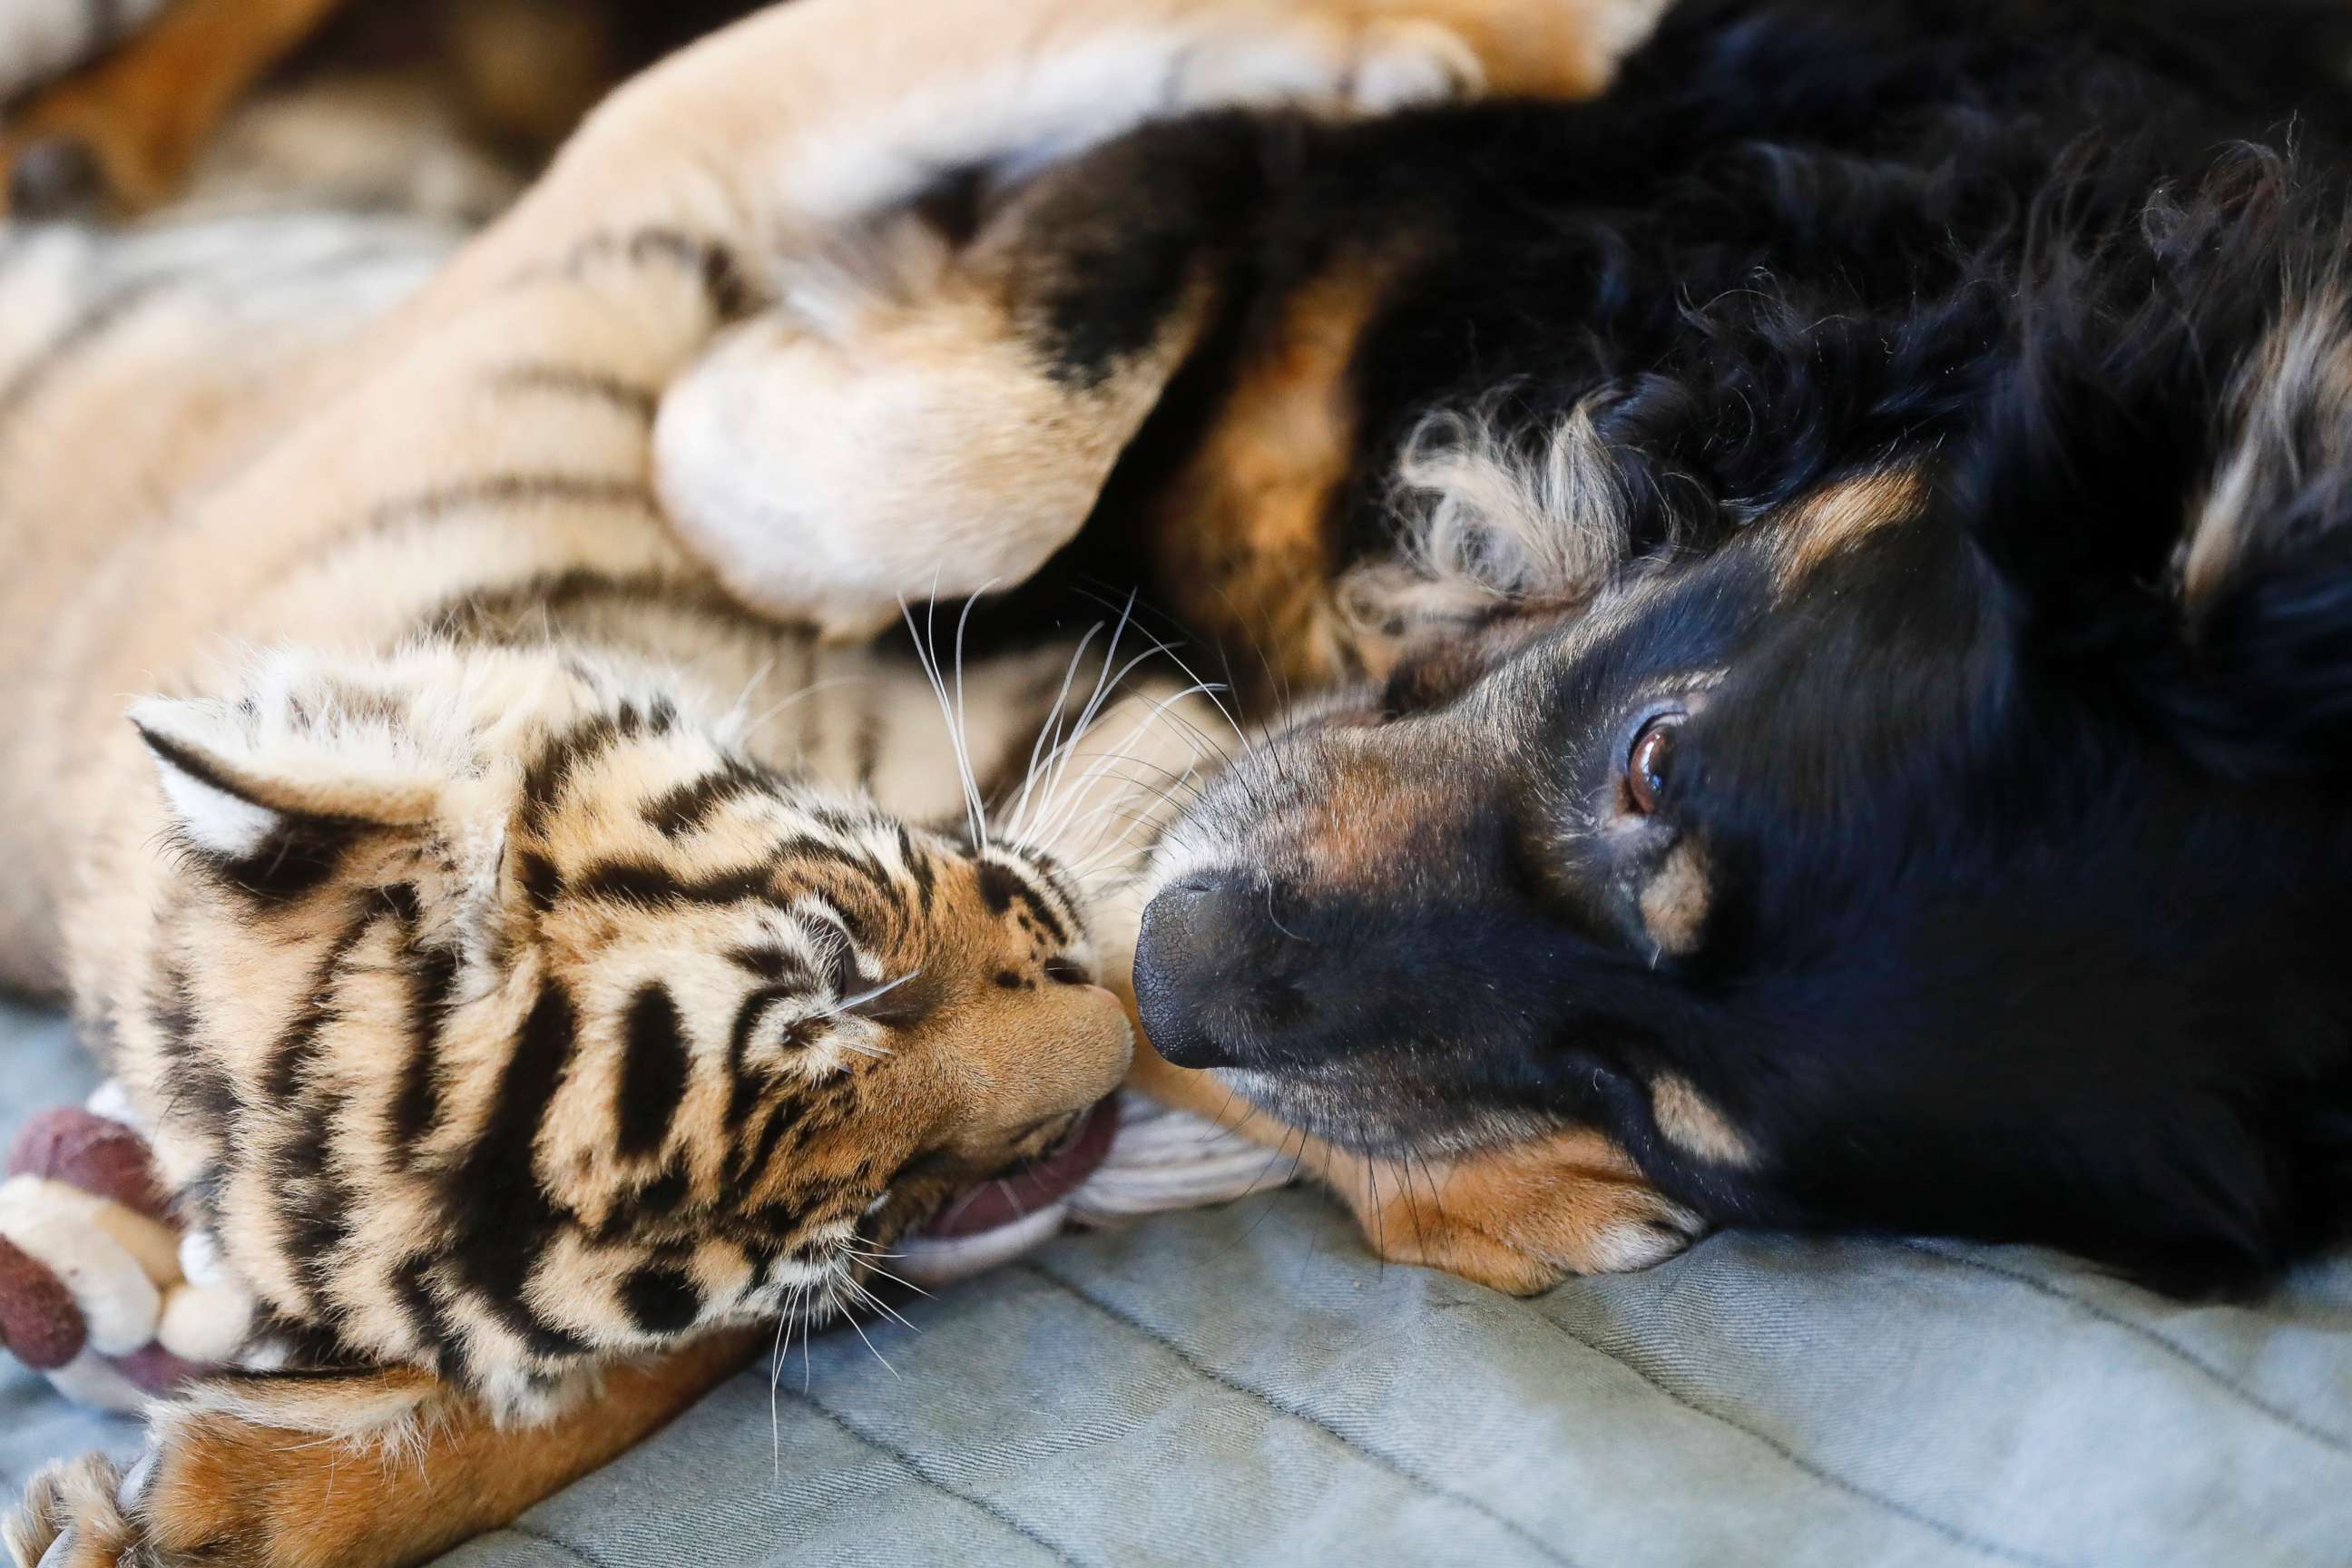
5 1332 758 1568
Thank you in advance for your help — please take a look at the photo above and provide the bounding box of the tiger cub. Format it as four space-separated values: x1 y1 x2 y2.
0 99 1199 1430
0 1 1588 1563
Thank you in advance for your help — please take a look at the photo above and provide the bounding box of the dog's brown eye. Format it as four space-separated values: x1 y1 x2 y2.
1627 717 1681 814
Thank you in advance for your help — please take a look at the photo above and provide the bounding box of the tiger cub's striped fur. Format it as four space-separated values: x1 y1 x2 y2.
0 186 1194 1420
0 0 1483 1423
126 635 1165 1421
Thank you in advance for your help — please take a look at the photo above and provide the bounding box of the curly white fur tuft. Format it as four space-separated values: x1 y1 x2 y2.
1339 397 1635 635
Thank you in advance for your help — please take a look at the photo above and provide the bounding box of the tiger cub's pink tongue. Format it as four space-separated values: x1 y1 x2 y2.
913 1097 1120 1241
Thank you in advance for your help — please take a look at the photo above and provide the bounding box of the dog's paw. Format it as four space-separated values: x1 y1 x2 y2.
1338 1129 1707 1295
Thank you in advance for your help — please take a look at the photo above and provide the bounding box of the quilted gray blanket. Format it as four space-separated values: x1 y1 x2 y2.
4 996 2347 1566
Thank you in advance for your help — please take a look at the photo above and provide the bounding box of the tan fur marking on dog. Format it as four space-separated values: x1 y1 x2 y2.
1289 734 1479 893
1651 1072 1759 1169
1774 464 1928 590
1126 1045 1703 1293
1158 259 1406 693
2184 295 2352 612
1638 838 1712 956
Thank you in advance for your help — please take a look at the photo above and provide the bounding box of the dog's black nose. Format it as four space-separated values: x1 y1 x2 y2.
1134 876 1259 1068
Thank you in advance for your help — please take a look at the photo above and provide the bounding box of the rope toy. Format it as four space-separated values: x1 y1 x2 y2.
0 1091 250 1411
0 1086 1279 1407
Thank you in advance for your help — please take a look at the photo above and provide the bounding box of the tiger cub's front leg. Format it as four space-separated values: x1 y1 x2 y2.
6 1332 756 1568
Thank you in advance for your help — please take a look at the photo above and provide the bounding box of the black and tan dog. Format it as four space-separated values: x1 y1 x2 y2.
1074 0 2352 1298
554 0 2352 1296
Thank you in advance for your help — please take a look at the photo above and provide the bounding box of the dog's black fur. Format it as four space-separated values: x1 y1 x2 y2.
1007 0 2352 1294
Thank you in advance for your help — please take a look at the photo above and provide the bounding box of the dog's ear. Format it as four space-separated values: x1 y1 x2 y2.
2152 297 2352 778
1940 145 2352 778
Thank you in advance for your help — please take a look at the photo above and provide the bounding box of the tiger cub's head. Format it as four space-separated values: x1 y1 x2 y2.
123 642 1127 1412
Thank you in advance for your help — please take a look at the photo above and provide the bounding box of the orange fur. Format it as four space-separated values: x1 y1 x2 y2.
1153 258 1408 692
1 0 351 215
1126 1044 1702 1294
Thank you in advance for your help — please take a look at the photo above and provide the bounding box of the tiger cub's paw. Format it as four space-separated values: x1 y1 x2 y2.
1158 8 1485 118
10 1429 297 1568
6 1451 136 1568
8 1373 449 1568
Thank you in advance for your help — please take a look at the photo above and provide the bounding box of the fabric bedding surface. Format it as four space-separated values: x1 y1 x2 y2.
4 996 2348 1567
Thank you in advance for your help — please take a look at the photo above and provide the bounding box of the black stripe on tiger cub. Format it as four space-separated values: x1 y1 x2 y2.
416 568 800 647
355 474 656 547
390 936 462 1154
975 860 1070 945
619 1264 703 1337
643 759 780 838
390 1254 461 1376
515 849 564 914
772 834 899 897
626 227 757 321
515 697 678 835
519 712 625 832
487 363 662 421
572 858 779 910
727 945 805 984
737 1101 800 1188
212 816 356 905
617 982 691 1160
281 1093 358 1307
145 950 239 1186
263 913 377 1101
147 949 236 1123
446 981 591 1359
596 1159 695 1242
896 823 936 914
548 227 759 321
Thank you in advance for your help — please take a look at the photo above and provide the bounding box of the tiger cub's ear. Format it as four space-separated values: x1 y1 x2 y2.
128 682 455 894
